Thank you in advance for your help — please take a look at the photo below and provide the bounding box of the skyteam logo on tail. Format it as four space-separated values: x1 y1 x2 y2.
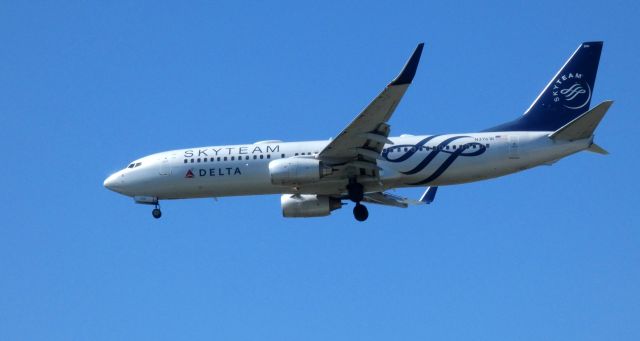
552 73 591 110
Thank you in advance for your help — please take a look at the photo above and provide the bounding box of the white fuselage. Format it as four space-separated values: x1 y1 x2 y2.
103 131 591 200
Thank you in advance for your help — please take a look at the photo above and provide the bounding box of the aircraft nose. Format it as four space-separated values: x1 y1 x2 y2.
103 173 121 192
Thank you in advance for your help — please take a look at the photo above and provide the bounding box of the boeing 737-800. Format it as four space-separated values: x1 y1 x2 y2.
104 42 611 221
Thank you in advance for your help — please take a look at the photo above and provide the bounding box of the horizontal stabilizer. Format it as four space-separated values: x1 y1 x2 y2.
587 143 609 155
549 100 613 141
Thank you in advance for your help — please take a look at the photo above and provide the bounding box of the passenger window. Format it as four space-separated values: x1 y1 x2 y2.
190 159 194 163
210 157 214 162
486 144 490 148
253 155 257 160
295 153 299 156
404 147 408 152
217 157 221 161
267 154 271 159
260 155 264 159
281 154 285 158
184 159 188 163
231 156 235 161
245 156 249 160
223 157 227 161
197 158 201 162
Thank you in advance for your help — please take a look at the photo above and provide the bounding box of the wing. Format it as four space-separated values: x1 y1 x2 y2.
362 187 438 208
362 192 411 208
318 43 425 171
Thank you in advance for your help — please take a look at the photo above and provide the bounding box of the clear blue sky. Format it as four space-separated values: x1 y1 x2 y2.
1 1 639 340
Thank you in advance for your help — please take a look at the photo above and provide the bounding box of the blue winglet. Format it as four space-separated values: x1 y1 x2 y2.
389 43 425 86
419 186 438 204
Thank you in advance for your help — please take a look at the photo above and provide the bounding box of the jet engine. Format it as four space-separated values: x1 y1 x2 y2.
269 158 332 186
281 194 343 217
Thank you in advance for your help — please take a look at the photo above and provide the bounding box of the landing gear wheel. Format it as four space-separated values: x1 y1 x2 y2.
152 208 162 219
353 203 369 222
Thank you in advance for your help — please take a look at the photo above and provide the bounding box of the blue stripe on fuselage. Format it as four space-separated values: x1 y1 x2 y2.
382 135 487 185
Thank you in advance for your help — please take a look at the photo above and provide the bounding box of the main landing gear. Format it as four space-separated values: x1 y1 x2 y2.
353 203 369 222
347 181 368 222
152 204 162 219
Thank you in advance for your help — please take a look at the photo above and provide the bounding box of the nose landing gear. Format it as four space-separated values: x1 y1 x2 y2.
152 205 162 219
347 180 368 222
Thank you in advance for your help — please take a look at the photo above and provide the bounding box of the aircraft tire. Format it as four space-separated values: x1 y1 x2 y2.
152 208 162 219
353 203 368 222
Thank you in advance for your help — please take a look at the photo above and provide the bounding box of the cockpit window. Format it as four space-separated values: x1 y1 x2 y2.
134 162 142 167
128 163 134 168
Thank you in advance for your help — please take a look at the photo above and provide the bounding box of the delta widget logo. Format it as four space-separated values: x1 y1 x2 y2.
552 72 591 110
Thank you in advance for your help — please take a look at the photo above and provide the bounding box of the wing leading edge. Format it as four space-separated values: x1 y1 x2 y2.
318 43 425 166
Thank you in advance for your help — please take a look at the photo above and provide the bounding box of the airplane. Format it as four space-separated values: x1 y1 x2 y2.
104 41 611 222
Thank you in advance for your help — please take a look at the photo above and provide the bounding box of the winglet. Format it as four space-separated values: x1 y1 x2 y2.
389 43 425 86
419 186 438 204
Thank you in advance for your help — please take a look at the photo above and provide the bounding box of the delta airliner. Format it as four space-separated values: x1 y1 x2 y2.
104 42 611 221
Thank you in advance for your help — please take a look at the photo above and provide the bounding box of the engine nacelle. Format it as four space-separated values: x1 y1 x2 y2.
269 158 331 186
281 194 342 218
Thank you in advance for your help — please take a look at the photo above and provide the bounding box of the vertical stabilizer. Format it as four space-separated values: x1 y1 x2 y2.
486 42 603 132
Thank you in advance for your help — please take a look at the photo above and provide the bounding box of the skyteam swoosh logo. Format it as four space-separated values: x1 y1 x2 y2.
560 83 586 100
382 135 486 185
552 73 592 110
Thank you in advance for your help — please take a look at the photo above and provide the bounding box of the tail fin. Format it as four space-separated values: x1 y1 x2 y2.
486 42 603 132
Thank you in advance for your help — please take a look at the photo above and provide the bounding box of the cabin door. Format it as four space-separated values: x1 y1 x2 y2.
159 157 171 175
508 135 520 159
